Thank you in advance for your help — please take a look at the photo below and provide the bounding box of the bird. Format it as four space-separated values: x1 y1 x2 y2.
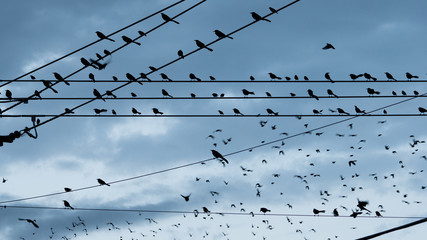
161 89 173 98
122 35 141 45
96 31 115 42
125 73 143 85
177 50 184 59
214 30 233 39
131 92 137 97
64 108 74 114
260 207 271 214
312 109 323 114
195 40 213 51
160 73 172 81
138 30 146 37
2 178 7 183
80 57 97 69
327 89 338 98
233 108 243 115
97 178 110 186
89 73 95 82
266 92 272 97
93 108 107 115
385 72 396 81
251 12 271 22
18 218 39 228
406 72 419 80
269 72 282 80
350 73 363 80
364 73 377 81
5 90 12 100
105 90 117 98
93 89 105 101
63 200 74 210
132 108 141 115
152 108 163 115
337 108 350 115
313 208 325 215
419 107 427 114
161 13 179 24
53 72 70 85
189 73 201 81
218 110 224 115
64 187 72 192
209 76 216 81
42 80 58 93
104 49 112 56
250 76 255 81
269 7 278 14
307 89 319 100
354 105 366 114
333 208 339 216
266 108 278 116
181 194 191 202
242 89 255 96
375 211 383 217
401 90 407 96
211 150 229 164
322 43 335 50
367 88 380 96
325 72 334 83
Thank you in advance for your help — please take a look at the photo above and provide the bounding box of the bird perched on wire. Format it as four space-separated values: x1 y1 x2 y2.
93 89 105 101
18 218 39 228
96 31 115 42
63 200 74 210
354 105 366 114
152 108 163 115
177 50 184 59
327 89 338 98
364 72 377 81
251 12 271 22
42 80 58 93
211 150 229 165
419 107 426 114
307 89 319 100
406 72 419 80
161 89 173 98
349 73 363 80
269 72 282 80
132 107 141 115
233 108 243 115
189 73 201 81
385 72 396 81
122 35 141 46
161 13 179 24
337 108 350 115
93 108 107 115
126 73 143 85
81 57 97 69
214 30 233 39
5 90 12 100
260 207 271 214
269 7 278 14
97 178 110 186
53 72 70 85
325 72 334 83
322 43 335 50
266 108 278 116
313 208 325 215
195 40 213 51
160 73 172 81
367 88 380 96
242 89 255 96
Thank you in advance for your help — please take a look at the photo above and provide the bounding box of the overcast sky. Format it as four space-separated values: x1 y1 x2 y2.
0 0 426 239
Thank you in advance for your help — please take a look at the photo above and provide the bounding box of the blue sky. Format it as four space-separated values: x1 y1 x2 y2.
0 0 426 239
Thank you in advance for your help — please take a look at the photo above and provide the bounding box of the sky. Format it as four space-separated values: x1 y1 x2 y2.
0 0 426 239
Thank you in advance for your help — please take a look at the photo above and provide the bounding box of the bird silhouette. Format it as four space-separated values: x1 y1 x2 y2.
375 211 383 217
162 89 173 98
313 208 325 215
64 187 72 192
89 73 95 82
350 73 363 80
93 89 105 101
269 7 278 14
266 108 278 116
122 35 141 45
177 50 184 59
161 13 179 24
327 89 338 98
322 43 335 50
385 72 396 81
18 218 39 228
5 90 12 100
337 108 350 115
214 30 233 39
96 31 115 42
64 108 74 114
63 200 74 210
333 208 339 216
80 57 97 69
42 80 58 93
418 107 426 114
364 73 377 81
181 194 191 202
367 88 380 96
250 76 255 81
307 89 319 100
325 72 334 83
269 72 282 80
126 73 143 85
233 108 243 115
105 90 117 98
97 178 110 186
160 73 172 81
242 89 255 96
406 72 419 80
260 207 271 214
195 40 213 51
354 105 366 114
53 72 70 85
266 92 272 97
209 76 216 81
189 73 201 81
251 12 271 22
152 108 163 115
93 108 107 115
211 150 229 165
132 107 141 115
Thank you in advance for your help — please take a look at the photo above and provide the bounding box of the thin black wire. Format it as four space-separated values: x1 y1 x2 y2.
0 114 424 118
356 218 427 240
2 79 427 83
10 0 302 132
1 0 208 114
1 205 425 220
0 93 424 205
0 0 186 88
1 95 424 103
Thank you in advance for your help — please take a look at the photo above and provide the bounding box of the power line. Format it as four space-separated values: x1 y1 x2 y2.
0 93 424 204
2 79 427 83
1 205 425 220
0 0 186 88
1 0 208 114
1 95 424 103
0 114 424 118
356 218 427 240
6 0 302 133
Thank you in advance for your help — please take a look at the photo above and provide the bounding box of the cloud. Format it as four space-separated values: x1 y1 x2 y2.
21 51 74 73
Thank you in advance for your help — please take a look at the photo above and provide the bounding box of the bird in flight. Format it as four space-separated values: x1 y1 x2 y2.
181 194 191 202
96 31 115 42
322 43 335 50
18 218 39 228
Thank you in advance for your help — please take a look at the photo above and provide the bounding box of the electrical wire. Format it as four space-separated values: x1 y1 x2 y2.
1 205 425 220
0 0 208 114
0 0 186 88
0 93 424 205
